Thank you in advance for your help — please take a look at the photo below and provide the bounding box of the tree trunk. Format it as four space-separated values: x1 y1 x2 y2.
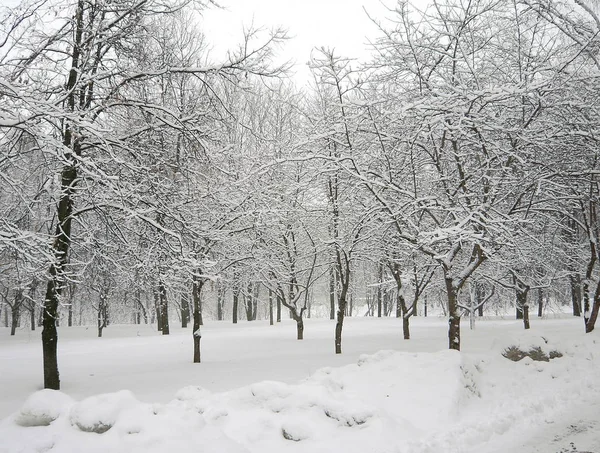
402 314 410 340
537 288 544 318
192 272 204 363
158 281 169 335
97 291 108 338
276 294 281 323
329 265 335 320
137 291 148 324
335 306 344 354
570 274 582 317
424 294 428 317
583 278 600 333
296 317 304 340
181 294 189 328
232 288 239 324
335 276 350 354
41 0 87 390
68 299 73 327
516 287 530 330
269 288 274 326
445 277 461 351
154 288 162 331
377 262 383 318
217 285 224 321
10 302 20 336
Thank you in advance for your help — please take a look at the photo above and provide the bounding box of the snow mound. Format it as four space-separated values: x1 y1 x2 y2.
309 349 476 432
14 389 74 427
70 390 139 433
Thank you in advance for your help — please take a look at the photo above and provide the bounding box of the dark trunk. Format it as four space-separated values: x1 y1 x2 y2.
232 288 239 324
335 306 344 354
10 298 21 336
402 315 410 340
269 289 274 326
192 272 204 363
154 288 162 331
335 274 350 354
68 299 73 327
245 284 256 321
276 294 281 323
97 291 108 338
377 262 383 318
570 274 582 317
515 285 530 330
537 288 544 318
329 265 335 320
181 294 189 328
41 0 86 391
30 306 35 331
158 281 169 335
516 303 524 319
584 278 600 333
137 291 148 324
295 317 304 340
445 277 460 351
476 283 484 317
217 285 224 321
424 295 428 317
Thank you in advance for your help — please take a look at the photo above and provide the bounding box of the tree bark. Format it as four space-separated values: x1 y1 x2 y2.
329 266 335 320
154 288 162 331
402 313 410 340
377 262 383 318
232 287 239 324
10 292 22 336
181 294 189 328
217 284 224 321
570 274 582 317
334 270 350 354
158 281 169 335
445 277 461 351
269 288 274 326
335 306 344 354
192 272 204 363
295 317 304 340
276 293 282 323
515 284 530 330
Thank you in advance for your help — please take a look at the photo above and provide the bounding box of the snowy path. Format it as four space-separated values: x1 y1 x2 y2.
481 396 600 453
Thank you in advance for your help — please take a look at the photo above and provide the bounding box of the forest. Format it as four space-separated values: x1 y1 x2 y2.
1 0 600 394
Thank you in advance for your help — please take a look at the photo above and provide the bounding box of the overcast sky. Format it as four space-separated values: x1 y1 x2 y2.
199 0 396 81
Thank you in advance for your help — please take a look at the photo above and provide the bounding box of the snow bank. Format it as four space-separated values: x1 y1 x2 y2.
1 329 599 453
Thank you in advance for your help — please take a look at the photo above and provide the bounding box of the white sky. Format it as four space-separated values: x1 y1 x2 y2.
199 0 397 82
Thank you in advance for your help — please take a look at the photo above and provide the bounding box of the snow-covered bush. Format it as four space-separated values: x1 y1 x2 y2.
14 390 74 427
69 390 139 433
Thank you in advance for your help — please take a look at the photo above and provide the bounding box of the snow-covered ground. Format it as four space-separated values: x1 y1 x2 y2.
0 316 598 452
